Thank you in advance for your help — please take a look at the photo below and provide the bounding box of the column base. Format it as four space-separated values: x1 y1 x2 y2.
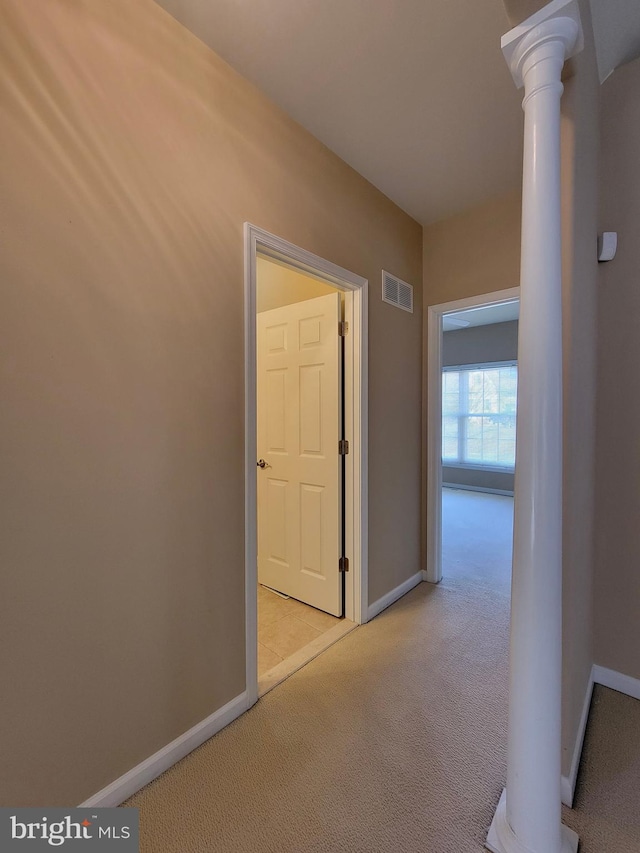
486 790 579 853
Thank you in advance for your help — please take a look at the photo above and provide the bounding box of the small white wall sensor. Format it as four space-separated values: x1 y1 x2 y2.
597 232 617 262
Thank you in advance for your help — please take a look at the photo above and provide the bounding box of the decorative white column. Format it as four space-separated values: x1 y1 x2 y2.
486 2 583 853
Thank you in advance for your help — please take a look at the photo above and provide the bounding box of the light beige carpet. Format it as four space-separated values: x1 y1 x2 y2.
126 491 640 851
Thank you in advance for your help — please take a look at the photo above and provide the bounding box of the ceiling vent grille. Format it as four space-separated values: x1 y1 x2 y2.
382 271 413 313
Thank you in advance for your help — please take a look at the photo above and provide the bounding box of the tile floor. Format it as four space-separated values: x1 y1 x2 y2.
257 584 341 677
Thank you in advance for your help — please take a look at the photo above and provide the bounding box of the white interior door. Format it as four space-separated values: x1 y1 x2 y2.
257 292 342 617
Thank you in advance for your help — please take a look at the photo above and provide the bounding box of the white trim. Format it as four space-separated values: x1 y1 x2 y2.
559 663 640 809
429 290 520 318
367 572 423 621
501 0 584 88
79 692 249 807
244 224 369 705
425 288 520 584
486 789 578 853
561 666 594 807
560 777 573 810
426 306 443 584
593 664 640 701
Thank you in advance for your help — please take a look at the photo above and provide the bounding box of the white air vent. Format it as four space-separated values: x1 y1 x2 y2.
382 271 413 313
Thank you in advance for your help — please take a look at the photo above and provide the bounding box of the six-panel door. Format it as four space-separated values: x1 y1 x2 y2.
257 292 342 617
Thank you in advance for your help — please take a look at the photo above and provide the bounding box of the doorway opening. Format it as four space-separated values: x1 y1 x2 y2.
426 289 519 586
244 225 368 703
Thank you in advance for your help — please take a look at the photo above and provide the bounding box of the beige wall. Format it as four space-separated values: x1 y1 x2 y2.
422 189 522 306
422 191 521 533
558 0 599 780
594 55 640 681
423 0 600 778
501 0 544 26
0 0 422 806
256 257 337 313
422 189 521 595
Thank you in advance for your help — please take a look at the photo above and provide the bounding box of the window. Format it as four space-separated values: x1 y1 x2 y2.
442 362 517 470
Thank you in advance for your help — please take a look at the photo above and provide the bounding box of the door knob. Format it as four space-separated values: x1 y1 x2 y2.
257 459 267 469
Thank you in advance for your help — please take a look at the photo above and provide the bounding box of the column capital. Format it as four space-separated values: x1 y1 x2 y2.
501 0 583 89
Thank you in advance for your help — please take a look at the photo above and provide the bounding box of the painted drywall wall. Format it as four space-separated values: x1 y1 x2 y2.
257 257 337 313
501 0 545 27
423 0 599 779
557 0 599 781
442 321 518 493
422 189 522 307
594 55 640 681
0 0 422 806
422 190 521 569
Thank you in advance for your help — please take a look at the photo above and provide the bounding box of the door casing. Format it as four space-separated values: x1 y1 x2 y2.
244 224 369 705
424 287 520 584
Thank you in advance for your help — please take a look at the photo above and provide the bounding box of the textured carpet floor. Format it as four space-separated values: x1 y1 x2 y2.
126 491 640 852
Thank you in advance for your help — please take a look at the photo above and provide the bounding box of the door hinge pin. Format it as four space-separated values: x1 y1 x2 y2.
339 320 349 336
339 556 349 573
338 439 349 455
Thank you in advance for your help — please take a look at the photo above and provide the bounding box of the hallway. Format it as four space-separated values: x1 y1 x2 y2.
125 494 640 853
127 579 511 851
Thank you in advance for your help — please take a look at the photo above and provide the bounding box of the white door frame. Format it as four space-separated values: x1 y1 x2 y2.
425 287 520 584
244 223 369 705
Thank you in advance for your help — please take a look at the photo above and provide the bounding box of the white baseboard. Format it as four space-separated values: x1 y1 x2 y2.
79 691 251 807
561 666 595 807
560 663 640 808
367 571 422 621
487 788 579 853
560 775 573 810
421 569 442 584
593 664 640 701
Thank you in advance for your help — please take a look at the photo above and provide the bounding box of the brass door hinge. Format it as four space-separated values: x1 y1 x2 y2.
338 320 349 337
338 439 349 455
339 556 350 573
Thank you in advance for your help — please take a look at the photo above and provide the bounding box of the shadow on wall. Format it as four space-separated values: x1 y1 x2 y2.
0 0 422 806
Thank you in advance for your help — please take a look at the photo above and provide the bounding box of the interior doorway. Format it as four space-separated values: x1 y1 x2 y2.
244 225 368 702
426 288 519 584
257 285 344 616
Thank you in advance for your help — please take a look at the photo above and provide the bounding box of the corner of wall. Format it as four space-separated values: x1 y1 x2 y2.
559 0 600 781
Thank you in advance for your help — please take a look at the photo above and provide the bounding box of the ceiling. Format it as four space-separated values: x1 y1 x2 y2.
154 1 640 226
443 299 519 331
589 0 640 82
155 0 524 225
